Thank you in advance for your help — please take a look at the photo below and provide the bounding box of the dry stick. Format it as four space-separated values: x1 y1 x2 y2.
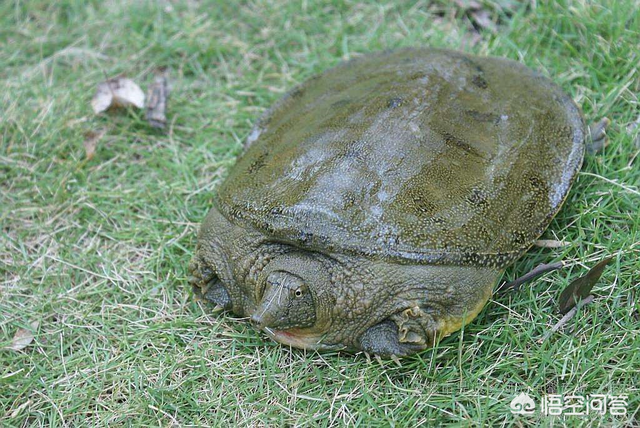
498 261 565 292
146 68 169 129
539 295 595 343
534 239 569 248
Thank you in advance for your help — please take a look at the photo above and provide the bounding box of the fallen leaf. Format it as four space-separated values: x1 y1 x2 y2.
4 321 39 351
558 257 613 314
470 9 497 31
145 68 170 129
91 77 145 114
83 128 106 160
10 399 32 419
453 0 482 10
534 239 570 248
626 115 640 134
626 115 640 149
586 117 611 154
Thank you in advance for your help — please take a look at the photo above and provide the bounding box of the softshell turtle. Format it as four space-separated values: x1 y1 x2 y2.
189 48 606 357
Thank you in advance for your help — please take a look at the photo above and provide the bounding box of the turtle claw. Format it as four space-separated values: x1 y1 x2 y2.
203 279 232 311
189 258 232 312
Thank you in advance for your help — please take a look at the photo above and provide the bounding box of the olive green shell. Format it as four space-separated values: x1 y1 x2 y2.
216 48 585 268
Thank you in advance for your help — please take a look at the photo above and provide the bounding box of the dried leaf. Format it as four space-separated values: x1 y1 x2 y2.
9 399 32 419
470 9 497 31
91 77 145 114
586 117 610 154
453 0 482 10
83 128 106 160
558 257 613 314
627 115 640 149
534 239 569 248
145 68 169 129
625 115 640 134
4 321 39 351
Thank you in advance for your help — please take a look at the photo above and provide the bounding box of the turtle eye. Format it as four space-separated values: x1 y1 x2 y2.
294 288 303 298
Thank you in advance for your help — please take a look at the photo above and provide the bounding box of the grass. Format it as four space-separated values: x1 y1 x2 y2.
1 0 638 426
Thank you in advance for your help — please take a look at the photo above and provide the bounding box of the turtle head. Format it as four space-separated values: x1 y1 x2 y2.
251 271 316 329
250 252 334 349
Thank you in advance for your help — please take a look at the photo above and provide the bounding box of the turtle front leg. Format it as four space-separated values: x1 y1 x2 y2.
586 117 610 154
358 319 427 358
189 256 232 311
202 279 232 310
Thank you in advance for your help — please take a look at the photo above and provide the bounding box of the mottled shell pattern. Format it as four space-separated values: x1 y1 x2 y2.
216 48 585 269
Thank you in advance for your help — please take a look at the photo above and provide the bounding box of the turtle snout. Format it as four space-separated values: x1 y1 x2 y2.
250 312 264 327
250 298 279 329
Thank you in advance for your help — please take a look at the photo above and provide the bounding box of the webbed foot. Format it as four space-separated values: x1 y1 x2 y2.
359 320 426 358
202 279 232 310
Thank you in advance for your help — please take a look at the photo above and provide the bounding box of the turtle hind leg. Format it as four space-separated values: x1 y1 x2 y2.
358 320 426 358
586 117 610 154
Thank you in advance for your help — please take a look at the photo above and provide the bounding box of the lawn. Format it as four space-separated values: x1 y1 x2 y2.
1 0 638 426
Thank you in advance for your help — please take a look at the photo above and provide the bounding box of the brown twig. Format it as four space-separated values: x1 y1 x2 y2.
145 68 169 129
498 261 565 293
539 294 594 343
534 239 569 248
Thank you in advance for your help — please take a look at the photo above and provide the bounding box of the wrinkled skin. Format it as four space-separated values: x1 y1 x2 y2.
190 207 499 355
190 48 591 357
